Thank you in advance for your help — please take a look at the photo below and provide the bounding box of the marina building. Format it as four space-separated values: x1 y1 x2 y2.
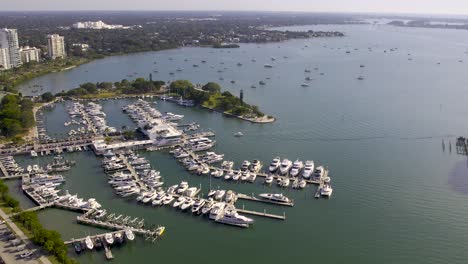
0 28 21 68
47 34 66 59
0 48 10 70
20 46 41 63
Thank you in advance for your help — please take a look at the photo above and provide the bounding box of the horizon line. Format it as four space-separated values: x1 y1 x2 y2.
1 10 468 17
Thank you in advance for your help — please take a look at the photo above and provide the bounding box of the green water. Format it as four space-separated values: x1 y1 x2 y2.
12 24 468 263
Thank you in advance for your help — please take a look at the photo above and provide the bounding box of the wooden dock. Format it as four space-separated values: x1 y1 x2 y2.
76 216 157 237
64 230 124 245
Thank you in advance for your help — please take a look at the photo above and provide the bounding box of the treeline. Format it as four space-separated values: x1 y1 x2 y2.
0 95 35 138
55 78 165 97
0 180 20 212
169 80 264 117
15 211 78 264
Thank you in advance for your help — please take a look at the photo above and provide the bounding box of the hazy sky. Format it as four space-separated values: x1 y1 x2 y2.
3 0 468 15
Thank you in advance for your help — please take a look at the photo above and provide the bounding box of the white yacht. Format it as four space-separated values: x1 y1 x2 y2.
125 229 135 241
85 236 94 250
249 159 262 173
240 171 250 181
279 159 292 175
162 194 175 205
214 189 226 200
224 170 234 180
209 202 226 220
151 192 166 206
191 199 206 214
234 131 244 137
232 171 241 181
265 174 274 184
30 150 38 157
184 187 198 197
321 183 333 197
173 196 186 208
302 160 315 179
269 157 281 172
240 160 250 171
216 207 254 227
258 193 292 203
201 198 215 214
180 198 195 210
289 160 304 177
176 182 189 194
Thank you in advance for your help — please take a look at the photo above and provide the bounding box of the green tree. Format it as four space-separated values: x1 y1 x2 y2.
201 82 221 93
41 92 55 102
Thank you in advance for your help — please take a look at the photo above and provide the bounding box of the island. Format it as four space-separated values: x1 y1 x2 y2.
50 78 274 124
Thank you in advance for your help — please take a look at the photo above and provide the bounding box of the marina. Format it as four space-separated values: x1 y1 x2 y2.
1 22 466 264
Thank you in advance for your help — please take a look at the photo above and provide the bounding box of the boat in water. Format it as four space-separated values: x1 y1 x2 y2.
302 160 315 179
269 157 281 172
258 193 292 203
290 160 304 177
125 229 135 241
85 236 94 250
104 233 114 245
279 159 292 175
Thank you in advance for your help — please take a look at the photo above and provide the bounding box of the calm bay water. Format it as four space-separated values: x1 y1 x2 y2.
12 24 468 263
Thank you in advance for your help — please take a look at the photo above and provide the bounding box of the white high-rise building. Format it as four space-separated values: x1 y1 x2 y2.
0 28 21 68
20 46 41 63
46 34 66 59
0 48 10 70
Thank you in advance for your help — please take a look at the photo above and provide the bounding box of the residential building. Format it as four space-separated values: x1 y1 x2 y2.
46 34 66 59
0 48 10 70
19 46 40 63
72 21 127 29
71 43 89 52
0 28 21 68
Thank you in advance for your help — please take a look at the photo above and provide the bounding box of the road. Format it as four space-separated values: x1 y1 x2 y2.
0 209 51 264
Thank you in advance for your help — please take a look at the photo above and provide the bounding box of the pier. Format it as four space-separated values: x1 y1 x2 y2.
64 230 124 245
76 216 158 237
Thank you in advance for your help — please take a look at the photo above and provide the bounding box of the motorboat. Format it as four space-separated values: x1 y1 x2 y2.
85 236 94 250
224 190 235 203
176 182 189 194
240 160 250 171
151 192 166 206
302 160 315 179
249 159 262 173
269 157 281 172
279 159 292 175
258 193 292 203
321 183 333 197
289 160 304 177
209 202 226 220
224 170 234 180
166 185 178 194
162 194 175 205
216 207 254 227
214 189 226 200
207 189 217 197
265 174 274 184
173 196 186 208
180 198 195 210
201 198 215 214
210 168 224 178
184 187 198 197
234 132 244 137
191 199 206 214
299 179 307 189
240 171 249 181
125 229 135 241
232 170 241 181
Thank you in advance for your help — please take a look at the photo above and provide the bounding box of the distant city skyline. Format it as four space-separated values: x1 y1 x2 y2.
4 0 468 15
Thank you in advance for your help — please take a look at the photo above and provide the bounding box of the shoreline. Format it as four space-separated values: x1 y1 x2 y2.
200 105 275 124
